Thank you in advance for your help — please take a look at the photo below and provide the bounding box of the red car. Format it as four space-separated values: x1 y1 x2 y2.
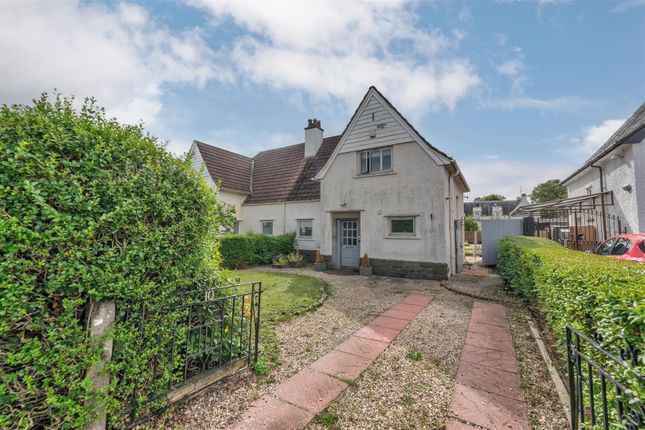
593 233 645 263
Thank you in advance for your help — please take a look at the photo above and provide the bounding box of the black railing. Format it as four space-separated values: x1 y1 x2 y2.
112 281 262 428
527 208 622 252
565 326 643 429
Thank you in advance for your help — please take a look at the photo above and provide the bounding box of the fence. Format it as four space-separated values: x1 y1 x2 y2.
110 281 262 428
527 208 622 252
565 326 643 429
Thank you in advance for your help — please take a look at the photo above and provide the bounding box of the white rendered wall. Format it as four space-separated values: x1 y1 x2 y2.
566 144 639 233
320 141 450 265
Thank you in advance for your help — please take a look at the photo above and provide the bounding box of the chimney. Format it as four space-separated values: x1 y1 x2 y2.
304 118 323 158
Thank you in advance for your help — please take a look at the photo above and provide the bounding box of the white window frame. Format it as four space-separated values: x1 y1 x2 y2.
388 216 416 237
359 147 392 175
297 219 313 238
261 220 274 235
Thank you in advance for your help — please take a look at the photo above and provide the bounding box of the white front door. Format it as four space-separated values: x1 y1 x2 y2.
340 219 359 268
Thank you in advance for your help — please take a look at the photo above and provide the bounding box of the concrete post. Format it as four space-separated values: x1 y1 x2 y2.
84 301 116 430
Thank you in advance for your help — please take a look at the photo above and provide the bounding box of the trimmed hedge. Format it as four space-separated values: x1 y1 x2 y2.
0 94 229 428
498 237 644 343
219 233 295 268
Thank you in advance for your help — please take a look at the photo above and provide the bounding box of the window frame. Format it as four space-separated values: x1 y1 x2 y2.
610 237 632 256
358 147 393 175
261 220 274 236
597 238 615 255
388 216 416 237
297 219 314 238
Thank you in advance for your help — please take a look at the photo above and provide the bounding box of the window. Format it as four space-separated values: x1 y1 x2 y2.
298 219 313 238
638 241 645 254
359 147 392 174
596 238 615 255
390 217 415 236
261 220 273 235
473 207 482 220
611 238 632 255
492 206 503 219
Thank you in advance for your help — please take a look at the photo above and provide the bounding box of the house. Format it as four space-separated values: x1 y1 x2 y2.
465 195 530 220
190 87 469 279
562 103 645 233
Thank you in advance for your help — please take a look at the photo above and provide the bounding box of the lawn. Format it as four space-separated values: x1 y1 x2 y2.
229 270 328 323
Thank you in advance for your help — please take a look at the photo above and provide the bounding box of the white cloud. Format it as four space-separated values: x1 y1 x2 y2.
480 95 593 114
188 1 480 113
0 1 230 126
462 159 574 200
611 0 645 12
569 119 625 156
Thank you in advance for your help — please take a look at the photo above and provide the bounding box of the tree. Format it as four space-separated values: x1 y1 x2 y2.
475 194 506 202
531 179 566 203
464 215 479 232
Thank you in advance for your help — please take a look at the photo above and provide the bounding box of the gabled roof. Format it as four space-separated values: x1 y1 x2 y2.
194 141 253 193
194 136 341 204
245 135 341 204
562 103 645 185
464 200 521 217
315 86 469 192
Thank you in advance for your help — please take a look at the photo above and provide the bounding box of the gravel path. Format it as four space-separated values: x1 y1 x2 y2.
151 269 443 429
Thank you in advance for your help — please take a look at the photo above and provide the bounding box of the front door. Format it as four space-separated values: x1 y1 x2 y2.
340 219 359 268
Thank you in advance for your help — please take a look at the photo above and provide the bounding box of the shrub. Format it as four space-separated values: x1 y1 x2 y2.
219 233 295 268
0 94 230 428
497 236 644 398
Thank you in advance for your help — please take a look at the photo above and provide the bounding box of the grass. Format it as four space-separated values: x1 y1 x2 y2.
406 349 423 362
229 270 328 323
229 270 329 377
314 411 340 427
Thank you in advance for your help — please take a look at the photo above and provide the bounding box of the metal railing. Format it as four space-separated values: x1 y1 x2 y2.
565 326 643 429
112 281 262 428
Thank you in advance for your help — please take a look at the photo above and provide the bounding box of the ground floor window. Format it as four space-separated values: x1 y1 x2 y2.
389 217 415 236
261 220 274 235
297 219 313 238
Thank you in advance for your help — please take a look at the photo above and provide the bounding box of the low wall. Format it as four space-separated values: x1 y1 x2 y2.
370 258 449 280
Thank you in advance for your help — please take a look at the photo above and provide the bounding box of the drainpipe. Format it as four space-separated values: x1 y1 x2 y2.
591 163 607 241
282 202 286 235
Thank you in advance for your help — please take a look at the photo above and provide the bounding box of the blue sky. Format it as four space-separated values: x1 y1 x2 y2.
0 0 643 199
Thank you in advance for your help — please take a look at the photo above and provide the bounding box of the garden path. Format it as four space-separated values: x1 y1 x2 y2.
228 293 433 430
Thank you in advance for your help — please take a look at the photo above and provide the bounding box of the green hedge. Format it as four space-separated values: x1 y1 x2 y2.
0 94 230 428
219 233 295 268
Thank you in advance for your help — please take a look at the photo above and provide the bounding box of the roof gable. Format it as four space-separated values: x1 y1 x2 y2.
193 141 253 193
315 87 468 191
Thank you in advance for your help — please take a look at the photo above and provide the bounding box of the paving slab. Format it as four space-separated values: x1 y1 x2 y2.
273 368 347 414
230 395 313 430
334 335 390 360
401 293 432 307
460 344 519 373
468 321 514 340
380 308 418 321
370 315 410 330
449 383 529 430
353 324 402 343
445 417 481 429
308 349 371 380
464 330 514 353
456 361 524 401
390 302 424 313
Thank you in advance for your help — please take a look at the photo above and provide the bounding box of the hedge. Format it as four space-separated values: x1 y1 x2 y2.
0 94 231 428
219 233 295 268
497 236 644 400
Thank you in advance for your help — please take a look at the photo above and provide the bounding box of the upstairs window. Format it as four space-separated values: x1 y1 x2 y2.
298 219 313 238
359 147 392 174
261 220 274 235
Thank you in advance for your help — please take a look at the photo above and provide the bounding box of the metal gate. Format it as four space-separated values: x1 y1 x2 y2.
113 282 262 427
565 326 643 429
481 219 524 265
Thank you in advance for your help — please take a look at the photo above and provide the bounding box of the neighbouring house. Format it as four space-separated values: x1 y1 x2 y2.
562 103 645 234
465 195 530 221
190 87 469 279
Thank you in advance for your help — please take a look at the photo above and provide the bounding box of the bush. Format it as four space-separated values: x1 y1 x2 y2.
0 94 229 428
219 233 295 268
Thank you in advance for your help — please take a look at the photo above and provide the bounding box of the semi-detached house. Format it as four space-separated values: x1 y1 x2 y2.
190 87 469 280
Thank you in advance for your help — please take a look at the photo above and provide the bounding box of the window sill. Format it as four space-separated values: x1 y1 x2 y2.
297 237 315 241
384 235 420 240
355 171 396 179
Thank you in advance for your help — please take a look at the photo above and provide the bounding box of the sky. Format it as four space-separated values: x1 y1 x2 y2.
0 0 643 200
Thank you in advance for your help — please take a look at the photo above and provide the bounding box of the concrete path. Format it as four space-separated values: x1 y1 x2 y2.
446 302 530 430
229 293 432 430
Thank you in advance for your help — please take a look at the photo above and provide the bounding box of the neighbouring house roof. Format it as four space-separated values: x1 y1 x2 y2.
194 141 253 193
562 103 645 185
464 200 522 217
194 135 341 204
